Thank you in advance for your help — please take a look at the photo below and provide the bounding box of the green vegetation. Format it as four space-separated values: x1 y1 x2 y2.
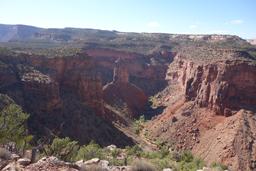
211 162 229 170
126 144 143 157
43 137 209 170
124 143 207 170
76 141 104 161
0 102 32 153
110 148 121 158
44 137 79 162
133 115 145 135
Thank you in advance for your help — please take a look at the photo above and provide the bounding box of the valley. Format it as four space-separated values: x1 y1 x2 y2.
0 24 256 171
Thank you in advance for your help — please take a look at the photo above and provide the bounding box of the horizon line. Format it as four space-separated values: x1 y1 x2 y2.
0 23 253 40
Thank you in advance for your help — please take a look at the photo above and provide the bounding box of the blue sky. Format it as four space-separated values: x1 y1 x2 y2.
0 0 255 38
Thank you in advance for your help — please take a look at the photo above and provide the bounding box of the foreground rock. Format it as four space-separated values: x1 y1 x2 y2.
25 156 78 171
17 158 31 166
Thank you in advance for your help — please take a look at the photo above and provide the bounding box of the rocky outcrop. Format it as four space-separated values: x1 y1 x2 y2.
21 69 62 113
169 56 256 116
85 48 172 95
103 58 147 118
247 39 256 45
193 109 256 171
147 50 256 171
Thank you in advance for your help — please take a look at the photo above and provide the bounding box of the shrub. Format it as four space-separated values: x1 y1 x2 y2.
109 158 124 166
131 160 156 171
142 151 160 159
142 145 169 160
193 158 205 169
44 137 79 162
111 148 121 158
211 162 228 170
133 115 145 134
171 151 181 162
151 158 176 170
158 145 170 159
180 151 194 163
76 141 103 161
0 103 33 152
0 147 11 160
126 145 143 157
177 152 205 171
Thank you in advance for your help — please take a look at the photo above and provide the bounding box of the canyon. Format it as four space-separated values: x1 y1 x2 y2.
0 24 256 170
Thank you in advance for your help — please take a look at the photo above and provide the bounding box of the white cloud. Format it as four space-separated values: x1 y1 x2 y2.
147 21 160 28
189 25 197 29
229 19 244 25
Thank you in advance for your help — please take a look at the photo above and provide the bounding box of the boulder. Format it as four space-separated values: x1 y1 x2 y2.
84 158 100 165
75 160 84 168
1 162 17 171
163 168 173 171
10 154 20 160
17 158 31 166
99 160 109 169
106 145 117 151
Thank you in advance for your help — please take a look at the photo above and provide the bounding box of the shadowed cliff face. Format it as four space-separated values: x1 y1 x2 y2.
103 58 147 118
0 53 137 147
0 48 173 146
85 49 173 95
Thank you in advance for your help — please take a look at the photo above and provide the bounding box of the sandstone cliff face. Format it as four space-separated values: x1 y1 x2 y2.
0 53 134 146
85 48 172 95
147 50 256 170
168 54 256 116
21 69 62 113
103 58 147 118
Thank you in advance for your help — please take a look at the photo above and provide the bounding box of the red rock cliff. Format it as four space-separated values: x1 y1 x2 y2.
167 53 256 116
147 49 256 171
103 58 147 118
0 53 134 146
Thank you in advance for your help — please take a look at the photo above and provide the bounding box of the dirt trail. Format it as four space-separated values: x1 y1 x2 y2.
112 98 186 151
114 123 157 151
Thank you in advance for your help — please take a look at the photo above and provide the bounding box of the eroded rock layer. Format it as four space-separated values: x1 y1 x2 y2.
146 48 256 171
0 53 135 147
0 25 256 170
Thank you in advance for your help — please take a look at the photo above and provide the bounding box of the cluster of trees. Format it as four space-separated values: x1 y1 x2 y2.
0 97 32 154
44 137 103 162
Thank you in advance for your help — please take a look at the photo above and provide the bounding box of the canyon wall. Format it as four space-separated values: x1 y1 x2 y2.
167 53 256 116
0 53 135 146
147 50 256 170
0 48 173 146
